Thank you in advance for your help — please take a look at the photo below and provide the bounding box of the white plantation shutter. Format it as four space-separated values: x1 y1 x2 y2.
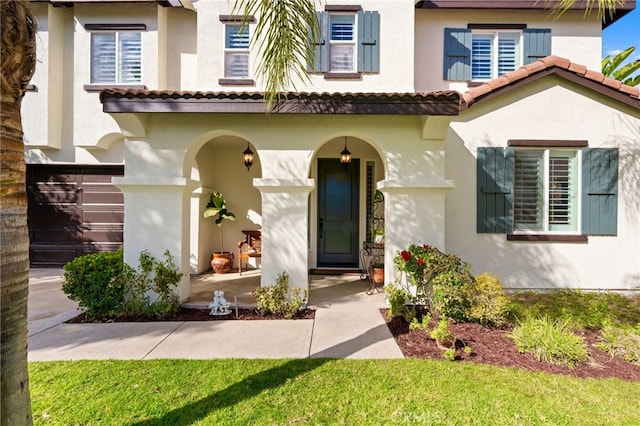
472 35 492 80
497 34 518 75
91 32 141 84
548 152 577 231
225 24 249 78
514 151 543 230
472 32 520 80
91 33 116 83
330 15 355 72
118 32 141 83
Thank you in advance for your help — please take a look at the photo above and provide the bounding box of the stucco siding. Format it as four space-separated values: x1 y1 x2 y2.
446 79 640 290
415 9 602 92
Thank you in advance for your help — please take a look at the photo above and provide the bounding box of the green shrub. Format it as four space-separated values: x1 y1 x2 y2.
393 243 475 322
385 284 415 322
124 250 182 318
509 316 589 368
253 272 307 319
469 273 511 326
431 272 473 322
596 322 640 364
62 249 127 319
63 249 183 320
409 312 431 331
429 318 454 343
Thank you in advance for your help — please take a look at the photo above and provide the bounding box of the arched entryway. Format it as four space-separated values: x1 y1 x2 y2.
187 134 262 275
310 136 385 271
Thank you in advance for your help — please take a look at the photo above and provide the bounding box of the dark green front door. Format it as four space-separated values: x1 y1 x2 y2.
317 158 360 267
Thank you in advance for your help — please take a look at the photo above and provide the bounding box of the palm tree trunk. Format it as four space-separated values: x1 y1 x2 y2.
1 1 36 424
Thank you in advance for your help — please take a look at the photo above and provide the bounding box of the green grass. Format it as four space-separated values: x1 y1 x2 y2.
30 359 640 425
508 290 640 329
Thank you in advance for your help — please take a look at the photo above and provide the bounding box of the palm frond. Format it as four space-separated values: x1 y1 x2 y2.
233 0 319 110
546 0 625 21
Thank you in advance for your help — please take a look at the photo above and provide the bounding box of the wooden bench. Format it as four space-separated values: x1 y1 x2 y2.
238 230 261 274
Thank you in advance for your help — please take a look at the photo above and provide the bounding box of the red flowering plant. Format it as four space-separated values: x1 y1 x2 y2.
392 242 475 321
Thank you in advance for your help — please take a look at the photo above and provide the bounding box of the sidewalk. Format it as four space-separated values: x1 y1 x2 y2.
27 269 403 361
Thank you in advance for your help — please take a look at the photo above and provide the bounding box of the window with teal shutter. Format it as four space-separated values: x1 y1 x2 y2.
477 147 514 233
309 10 379 74
444 28 471 81
523 28 551 64
446 27 550 81
478 145 617 237
581 148 618 235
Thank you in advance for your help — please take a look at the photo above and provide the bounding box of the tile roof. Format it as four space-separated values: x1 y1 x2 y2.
462 55 640 110
100 90 462 115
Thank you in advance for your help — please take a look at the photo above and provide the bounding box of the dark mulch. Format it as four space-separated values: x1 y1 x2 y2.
66 307 315 323
382 309 640 382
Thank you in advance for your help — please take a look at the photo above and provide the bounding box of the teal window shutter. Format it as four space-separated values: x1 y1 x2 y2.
308 11 328 72
523 28 551 64
581 148 618 235
477 147 514 233
357 10 379 73
443 28 471 80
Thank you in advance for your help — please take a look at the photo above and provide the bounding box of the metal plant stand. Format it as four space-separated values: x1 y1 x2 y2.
360 242 385 294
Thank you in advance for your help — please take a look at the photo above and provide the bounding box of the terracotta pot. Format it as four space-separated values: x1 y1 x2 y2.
435 337 455 350
371 267 384 284
211 252 234 274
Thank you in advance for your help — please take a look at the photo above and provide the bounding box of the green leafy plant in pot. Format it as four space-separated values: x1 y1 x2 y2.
204 191 236 273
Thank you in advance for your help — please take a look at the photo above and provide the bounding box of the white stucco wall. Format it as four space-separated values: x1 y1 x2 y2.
446 78 640 290
415 9 603 92
111 112 452 295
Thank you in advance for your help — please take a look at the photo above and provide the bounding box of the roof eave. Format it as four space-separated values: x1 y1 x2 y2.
100 92 462 116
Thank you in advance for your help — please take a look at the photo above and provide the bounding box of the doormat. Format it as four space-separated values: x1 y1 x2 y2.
310 268 361 275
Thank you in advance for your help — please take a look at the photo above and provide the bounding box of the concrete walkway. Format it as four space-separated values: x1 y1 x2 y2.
27 269 403 361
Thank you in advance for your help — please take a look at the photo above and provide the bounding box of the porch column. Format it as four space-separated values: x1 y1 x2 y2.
254 179 315 292
378 178 454 284
112 177 198 302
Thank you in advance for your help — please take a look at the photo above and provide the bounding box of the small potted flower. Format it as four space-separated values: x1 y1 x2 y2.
370 260 385 285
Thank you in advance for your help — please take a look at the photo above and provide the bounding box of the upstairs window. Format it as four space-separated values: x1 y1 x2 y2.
471 32 520 81
329 14 356 72
444 27 550 81
90 32 142 84
224 24 250 78
309 7 379 76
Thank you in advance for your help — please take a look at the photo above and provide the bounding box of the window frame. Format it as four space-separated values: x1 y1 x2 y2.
512 148 581 234
471 29 522 81
328 12 357 73
223 23 251 79
90 30 143 85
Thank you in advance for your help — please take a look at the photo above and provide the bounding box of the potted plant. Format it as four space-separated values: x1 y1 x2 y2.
430 318 455 350
204 191 236 273
372 228 384 246
370 260 385 285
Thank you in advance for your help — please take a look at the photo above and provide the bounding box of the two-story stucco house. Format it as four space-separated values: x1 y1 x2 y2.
24 0 640 300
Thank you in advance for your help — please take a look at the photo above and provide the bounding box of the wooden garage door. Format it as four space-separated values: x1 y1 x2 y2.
27 165 124 267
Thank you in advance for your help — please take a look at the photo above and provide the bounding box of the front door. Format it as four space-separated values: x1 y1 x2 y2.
317 158 359 267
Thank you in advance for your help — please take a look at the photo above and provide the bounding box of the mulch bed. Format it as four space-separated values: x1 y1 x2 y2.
382 309 640 382
66 307 315 323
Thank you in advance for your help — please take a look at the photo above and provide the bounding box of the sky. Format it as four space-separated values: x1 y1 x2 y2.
602 7 640 61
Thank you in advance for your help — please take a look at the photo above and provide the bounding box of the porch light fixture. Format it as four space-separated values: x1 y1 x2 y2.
340 137 352 168
242 143 254 171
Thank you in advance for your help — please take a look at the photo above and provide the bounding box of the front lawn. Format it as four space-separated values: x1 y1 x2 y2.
30 358 640 425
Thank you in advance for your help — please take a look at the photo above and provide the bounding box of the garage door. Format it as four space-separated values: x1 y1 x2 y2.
27 165 124 267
